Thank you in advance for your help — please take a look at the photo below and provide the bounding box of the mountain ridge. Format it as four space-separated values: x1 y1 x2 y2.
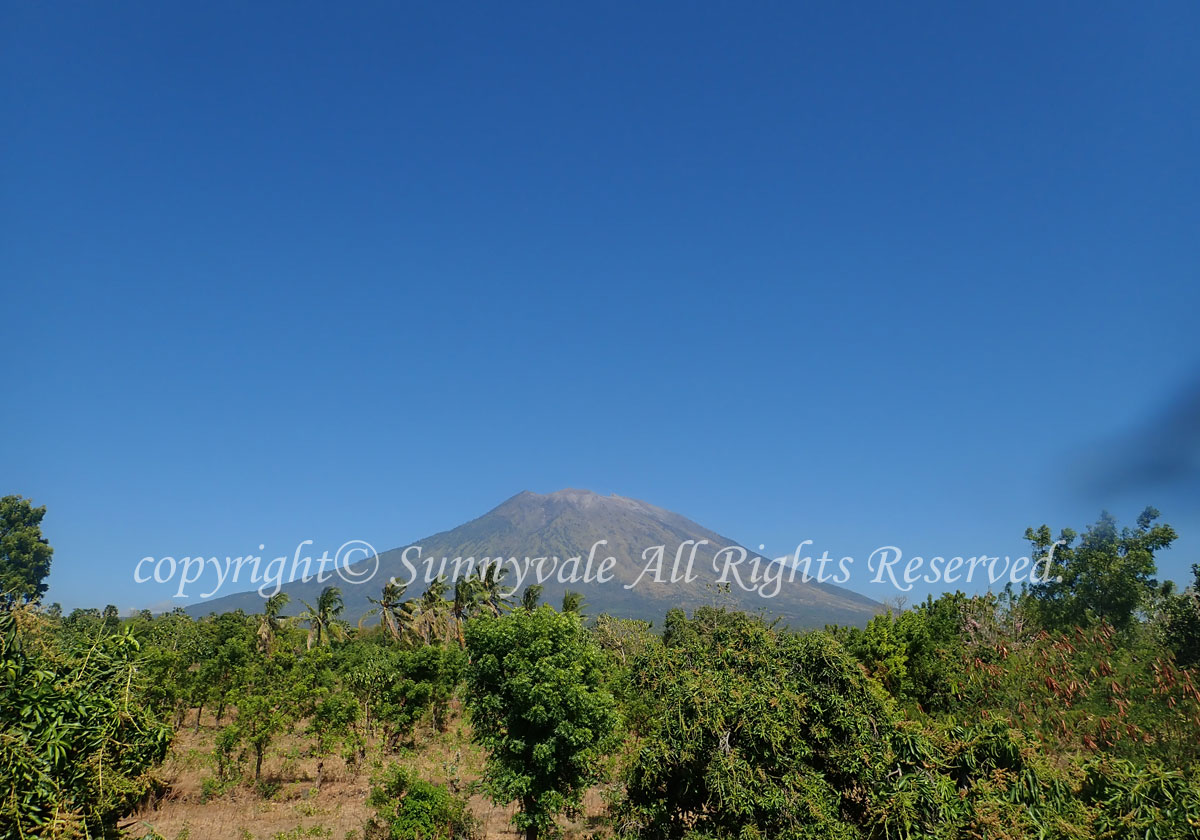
185 489 882 628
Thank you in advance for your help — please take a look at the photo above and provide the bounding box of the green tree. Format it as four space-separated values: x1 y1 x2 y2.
590 613 654 667
0 495 54 608
405 644 465 734
0 609 171 837
256 592 290 653
299 585 347 649
845 609 910 696
837 592 973 714
475 562 512 617
464 606 617 840
189 611 255 728
308 689 360 760
340 641 395 739
360 580 409 641
1160 563 1200 667
201 634 252 727
339 640 465 747
414 577 450 644
223 649 329 782
135 607 206 727
1025 508 1176 633
520 584 543 611
619 608 912 839
560 589 586 615
450 576 478 647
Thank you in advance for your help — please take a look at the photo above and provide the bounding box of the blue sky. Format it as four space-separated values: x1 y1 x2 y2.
2 3 1197 610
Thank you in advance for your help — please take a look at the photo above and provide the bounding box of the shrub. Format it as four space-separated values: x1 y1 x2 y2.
619 609 903 839
365 765 477 840
0 608 172 838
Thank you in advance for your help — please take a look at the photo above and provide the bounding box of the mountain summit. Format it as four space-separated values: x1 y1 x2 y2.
188 489 882 627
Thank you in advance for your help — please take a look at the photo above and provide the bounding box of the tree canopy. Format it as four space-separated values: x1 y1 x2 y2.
1025 507 1176 632
0 495 54 607
464 606 618 840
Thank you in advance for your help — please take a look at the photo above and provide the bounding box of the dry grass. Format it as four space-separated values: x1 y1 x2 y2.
127 703 614 840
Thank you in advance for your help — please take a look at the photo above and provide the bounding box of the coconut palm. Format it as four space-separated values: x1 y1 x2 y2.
298 585 347 649
359 579 408 640
413 576 449 644
561 589 587 616
422 575 448 608
521 584 543 611
450 576 479 647
256 592 289 653
476 563 513 617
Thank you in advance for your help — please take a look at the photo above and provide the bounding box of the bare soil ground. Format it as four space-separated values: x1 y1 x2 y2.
127 704 613 840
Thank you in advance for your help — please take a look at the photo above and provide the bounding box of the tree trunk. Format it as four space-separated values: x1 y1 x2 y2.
255 745 264 781
522 799 538 840
195 702 204 731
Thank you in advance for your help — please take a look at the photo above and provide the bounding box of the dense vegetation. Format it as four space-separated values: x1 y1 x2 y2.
3 495 1200 838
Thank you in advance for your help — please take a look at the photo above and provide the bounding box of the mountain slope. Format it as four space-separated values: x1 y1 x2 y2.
186 489 882 628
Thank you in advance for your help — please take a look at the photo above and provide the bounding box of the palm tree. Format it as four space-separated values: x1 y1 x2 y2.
396 599 421 644
414 577 449 644
450 576 479 647
422 575 448 608
521 584 543 611
256 592 289 653
476 563 513 617
299 585 346 649
359 580 408 640
561 589 587 616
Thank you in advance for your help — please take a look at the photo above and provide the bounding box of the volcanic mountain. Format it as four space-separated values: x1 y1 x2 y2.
187 489 882 627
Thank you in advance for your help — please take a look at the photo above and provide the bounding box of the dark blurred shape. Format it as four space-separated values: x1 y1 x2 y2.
1083 372 1200 500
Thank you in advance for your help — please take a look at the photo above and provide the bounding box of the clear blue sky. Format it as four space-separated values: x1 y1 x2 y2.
2 3 1197 610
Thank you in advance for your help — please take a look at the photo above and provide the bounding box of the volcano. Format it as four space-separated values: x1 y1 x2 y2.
187 489 882 628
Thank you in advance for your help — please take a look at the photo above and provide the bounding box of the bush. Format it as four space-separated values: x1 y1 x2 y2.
0 608 172 838
200 775 239 802
256 777 283 800
619 608 904 838
365 765 477 840
1080 758 1200 840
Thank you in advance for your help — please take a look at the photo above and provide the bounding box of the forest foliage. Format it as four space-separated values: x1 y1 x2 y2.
2 498 1200 839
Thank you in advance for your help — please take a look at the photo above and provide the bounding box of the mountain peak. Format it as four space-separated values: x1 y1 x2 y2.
190 488 883 628
512 488 604 501
545 487 601 500
500 488 670 519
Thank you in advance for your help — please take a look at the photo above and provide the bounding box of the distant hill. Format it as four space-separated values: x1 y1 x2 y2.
186 489 882 628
